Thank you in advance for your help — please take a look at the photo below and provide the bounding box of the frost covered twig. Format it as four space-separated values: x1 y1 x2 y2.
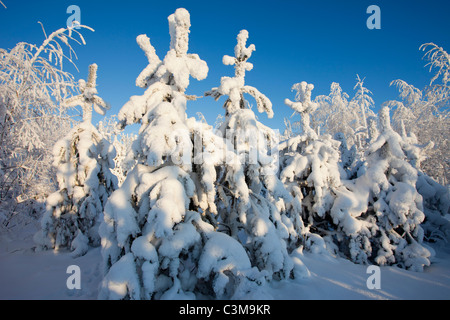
351 75 374 147
0 22 94 209
420 42 450 86
32 22 94 72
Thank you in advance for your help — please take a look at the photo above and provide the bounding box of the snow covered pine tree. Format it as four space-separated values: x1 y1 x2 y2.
35 64 118 257
327 106 432 270
280 82 348 256
99 9 267 300
206 30 308 282
280 84 433 272
363 107 431 271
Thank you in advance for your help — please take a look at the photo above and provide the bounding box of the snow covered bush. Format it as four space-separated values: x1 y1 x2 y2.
311 82 355 145
386 43 449 185
99 9 267 300
385 58 449 244
394 114 450 243
0 23 93 225
310 77 375 155
278 71 448 272
333 106 432 271
416 171 450 243
280 85 434 272
35 64 118 257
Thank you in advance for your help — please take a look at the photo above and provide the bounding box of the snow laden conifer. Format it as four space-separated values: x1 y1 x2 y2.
322 107 433 271
362 106 431 271
280 86 432 271
334 132 358 178
206 30 304 281
396 123 450 244
99 9 266 300
35 64 118 257
280 82 350 255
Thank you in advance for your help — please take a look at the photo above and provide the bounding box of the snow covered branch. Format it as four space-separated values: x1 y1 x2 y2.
63 63 110 123
206 30 273 118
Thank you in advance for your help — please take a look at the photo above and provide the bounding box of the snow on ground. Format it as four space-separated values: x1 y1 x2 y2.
0 221 102 300
1 221 449 300
270 248 450 300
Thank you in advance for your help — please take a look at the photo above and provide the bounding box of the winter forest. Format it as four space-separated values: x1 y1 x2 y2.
1 2 449 301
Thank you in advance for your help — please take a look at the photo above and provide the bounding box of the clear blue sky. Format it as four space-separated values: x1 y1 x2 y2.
1 0 449 132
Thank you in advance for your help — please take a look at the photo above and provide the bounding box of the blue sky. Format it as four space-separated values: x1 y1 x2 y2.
1 0 449 132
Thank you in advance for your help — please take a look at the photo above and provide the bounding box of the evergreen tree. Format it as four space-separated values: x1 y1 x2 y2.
331 107 432 270
364 107 431 271
206 30 305 280
99 9 266 300
280 81 348 255
35 64 118 257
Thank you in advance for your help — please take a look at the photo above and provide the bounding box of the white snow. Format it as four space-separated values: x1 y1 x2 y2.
1 0 450 306
1 224 450 300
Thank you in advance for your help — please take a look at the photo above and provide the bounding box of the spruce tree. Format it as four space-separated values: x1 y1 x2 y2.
206 30 303 281
35 64 118 257
364 107 431 271
99 9 266 300
280 81 348 255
